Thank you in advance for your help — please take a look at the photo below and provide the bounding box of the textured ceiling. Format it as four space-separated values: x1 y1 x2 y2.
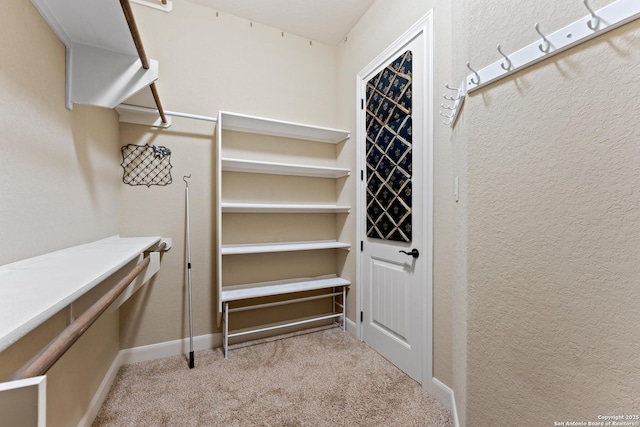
186 0 375 45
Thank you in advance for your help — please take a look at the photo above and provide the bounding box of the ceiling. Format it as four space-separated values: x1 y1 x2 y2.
186 0 375 45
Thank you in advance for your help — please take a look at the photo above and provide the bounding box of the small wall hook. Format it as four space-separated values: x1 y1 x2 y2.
445 83 460 92
534 23 551 53
497 44 513 71
183 174 191 187
439 111 453 119
441 103 456 111
443 93 460 101
467 61 480 85
583 0 600 31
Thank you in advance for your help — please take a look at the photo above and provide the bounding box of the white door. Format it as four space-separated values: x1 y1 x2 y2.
358 17 432 383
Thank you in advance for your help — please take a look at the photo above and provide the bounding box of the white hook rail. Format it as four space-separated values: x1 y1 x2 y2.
466 0 640 93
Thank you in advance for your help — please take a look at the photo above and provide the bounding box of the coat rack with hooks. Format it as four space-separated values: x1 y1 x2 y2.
465 0 640 93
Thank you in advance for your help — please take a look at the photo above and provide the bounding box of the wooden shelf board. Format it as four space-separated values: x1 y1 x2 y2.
219 111 350 144
222 275 350 302
221 203 351 213
221 158 350 178
221 240 351 255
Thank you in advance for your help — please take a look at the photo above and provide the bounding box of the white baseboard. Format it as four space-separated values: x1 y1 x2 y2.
431 378 460 427
120 333 220 365
345 317 358 339
76 352 122 427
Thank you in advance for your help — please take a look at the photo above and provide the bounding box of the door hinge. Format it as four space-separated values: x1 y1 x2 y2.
360 311 364 322
361 169 364 181
360 241 363 251
361 99 364 110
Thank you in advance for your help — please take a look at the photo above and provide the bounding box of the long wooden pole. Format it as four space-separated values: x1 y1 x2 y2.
7 248 162 381
119 0 168 124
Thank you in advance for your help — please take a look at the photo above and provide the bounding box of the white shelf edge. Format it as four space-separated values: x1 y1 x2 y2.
219 111 350 144
221 203 351 213
221 275 351 302
221 240 351 255
221 158 350 178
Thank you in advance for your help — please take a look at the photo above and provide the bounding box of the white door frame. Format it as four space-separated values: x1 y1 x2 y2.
355 11 434 390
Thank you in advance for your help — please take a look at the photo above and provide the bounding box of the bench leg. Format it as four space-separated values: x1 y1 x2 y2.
342 286 346 331
223 302 229 359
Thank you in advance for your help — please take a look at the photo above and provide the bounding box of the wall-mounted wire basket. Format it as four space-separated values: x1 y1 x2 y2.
121 144 173 187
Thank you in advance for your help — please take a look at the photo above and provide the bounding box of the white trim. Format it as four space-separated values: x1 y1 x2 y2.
345 317 358 339
356 11 435 387
119 333 219 365
77 353 122 427
431 378 461 427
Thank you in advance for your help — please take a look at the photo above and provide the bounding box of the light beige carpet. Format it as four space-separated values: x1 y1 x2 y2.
93 328 452 426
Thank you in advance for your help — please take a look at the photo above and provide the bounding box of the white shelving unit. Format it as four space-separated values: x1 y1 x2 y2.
216 111 351 357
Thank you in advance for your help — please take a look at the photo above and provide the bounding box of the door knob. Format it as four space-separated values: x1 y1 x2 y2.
399 248 420 258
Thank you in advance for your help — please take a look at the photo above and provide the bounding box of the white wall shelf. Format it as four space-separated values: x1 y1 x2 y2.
221 275 350 302
221 240 351 256
221 202 351 214
29 0 161 110
0 236 165 352
222 158 351 178
219 111 350 144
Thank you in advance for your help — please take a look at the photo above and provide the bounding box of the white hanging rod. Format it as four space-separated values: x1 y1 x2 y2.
119 103 218 122
466 0 640 93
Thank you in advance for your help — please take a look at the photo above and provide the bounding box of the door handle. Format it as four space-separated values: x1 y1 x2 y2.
399 248 420 258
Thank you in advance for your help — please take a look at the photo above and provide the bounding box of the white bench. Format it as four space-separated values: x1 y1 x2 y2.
221 275 349 358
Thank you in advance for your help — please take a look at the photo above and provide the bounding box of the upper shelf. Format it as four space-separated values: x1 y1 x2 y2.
30 0 162 110
0 236 162 352
219 111 350 144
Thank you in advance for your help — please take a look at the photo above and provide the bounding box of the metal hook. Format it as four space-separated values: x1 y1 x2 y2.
441 103 456 111
443 93 460 101
497 44 513 71
583 0 600 31
466 61 480 85
534 23 551 53
445 83 460 92
439 111 453 119
183 174 191 187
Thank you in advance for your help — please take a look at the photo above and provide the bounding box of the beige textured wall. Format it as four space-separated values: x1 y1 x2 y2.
118 1 341 348
336 0 455 388
0 3 121 266
0 2 122 426
457 0 640 424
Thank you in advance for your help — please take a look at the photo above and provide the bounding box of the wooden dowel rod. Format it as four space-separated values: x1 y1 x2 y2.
119 0 149 69
150 83 168 124
162 0 167 4
119 0 167 124
8 256 152 381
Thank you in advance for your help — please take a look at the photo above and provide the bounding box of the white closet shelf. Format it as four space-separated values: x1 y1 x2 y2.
221 275 350 302
221 158 350 178
219 111 350 144
0 236 162 352
221 240 351 255
221 202 351 213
